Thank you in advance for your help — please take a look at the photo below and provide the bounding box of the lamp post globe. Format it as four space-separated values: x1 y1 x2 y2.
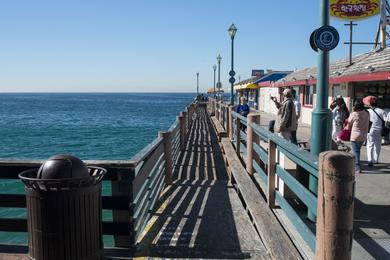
217 54 222 101
228 23 237 39
228 24 237 105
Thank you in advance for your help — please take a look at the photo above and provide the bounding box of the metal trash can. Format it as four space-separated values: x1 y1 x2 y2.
19 154 106 260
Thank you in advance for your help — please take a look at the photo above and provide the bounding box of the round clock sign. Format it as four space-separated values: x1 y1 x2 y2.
313 26 340 51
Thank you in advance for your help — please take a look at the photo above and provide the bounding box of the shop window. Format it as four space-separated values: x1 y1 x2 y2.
304 85 314 106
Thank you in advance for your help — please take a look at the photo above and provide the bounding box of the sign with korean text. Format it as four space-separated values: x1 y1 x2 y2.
330 0 380 20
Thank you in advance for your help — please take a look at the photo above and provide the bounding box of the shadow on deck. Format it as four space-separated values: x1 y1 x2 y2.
133 106 269 259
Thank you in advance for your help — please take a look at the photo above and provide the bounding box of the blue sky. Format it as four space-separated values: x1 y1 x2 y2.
0 1 381 92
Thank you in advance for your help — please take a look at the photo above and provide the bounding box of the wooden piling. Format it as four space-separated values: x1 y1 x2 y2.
228 105 234 140
160 131 173 185
179 112 187 152
235 117 241 155
215 101 220 121
316 151 355 260
246 114 260 176
267 140 276 208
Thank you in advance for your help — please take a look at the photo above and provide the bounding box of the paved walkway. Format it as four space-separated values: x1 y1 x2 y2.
258 110 390 259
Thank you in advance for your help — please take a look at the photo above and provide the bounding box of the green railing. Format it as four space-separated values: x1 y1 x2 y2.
0 102 196 249
211 98 319 253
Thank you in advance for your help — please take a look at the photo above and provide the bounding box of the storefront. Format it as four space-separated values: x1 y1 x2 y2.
259 48 390 125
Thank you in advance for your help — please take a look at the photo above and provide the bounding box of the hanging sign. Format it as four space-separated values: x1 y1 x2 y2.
310 26 340 52
314 26 340 51
330 0 380 20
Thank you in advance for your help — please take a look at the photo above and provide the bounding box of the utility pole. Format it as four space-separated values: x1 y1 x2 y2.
380 0 390 48
344 21 357 65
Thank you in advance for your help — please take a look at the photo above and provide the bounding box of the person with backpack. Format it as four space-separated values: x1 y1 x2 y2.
363 96 389 166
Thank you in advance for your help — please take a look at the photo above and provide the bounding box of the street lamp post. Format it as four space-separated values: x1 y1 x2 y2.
308 0 332 221
217 54 222 101
228 24 237 105
196 72 199 97
213 64 217 98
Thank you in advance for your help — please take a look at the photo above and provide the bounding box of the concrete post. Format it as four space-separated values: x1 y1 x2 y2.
315 151 355 260
160 131 173 185
228 106 234 140
179 112 187 152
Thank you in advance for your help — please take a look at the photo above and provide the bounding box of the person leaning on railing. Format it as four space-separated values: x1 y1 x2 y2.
236 97 250 132
271 89 297 141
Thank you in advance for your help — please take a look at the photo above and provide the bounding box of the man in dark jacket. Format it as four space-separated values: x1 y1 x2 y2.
236 97 250 132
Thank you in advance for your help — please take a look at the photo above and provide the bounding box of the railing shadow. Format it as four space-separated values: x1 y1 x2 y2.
353 198 390 259
135 106 251 259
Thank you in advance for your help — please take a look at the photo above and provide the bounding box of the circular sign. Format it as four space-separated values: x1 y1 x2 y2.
229 77 236 84
314 26 339 51
229 70 236 77
216 82 222 88
309 29 318 52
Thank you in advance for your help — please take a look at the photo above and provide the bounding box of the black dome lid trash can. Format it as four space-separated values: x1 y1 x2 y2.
19 154 106 260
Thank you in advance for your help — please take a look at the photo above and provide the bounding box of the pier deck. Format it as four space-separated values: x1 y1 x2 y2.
134 106 270 259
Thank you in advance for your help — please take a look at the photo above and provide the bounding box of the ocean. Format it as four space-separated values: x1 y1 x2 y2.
0 92 195 244
0 93 195 160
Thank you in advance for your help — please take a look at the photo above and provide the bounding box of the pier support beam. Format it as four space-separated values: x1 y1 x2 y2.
316 151 355 260
161 131 173 185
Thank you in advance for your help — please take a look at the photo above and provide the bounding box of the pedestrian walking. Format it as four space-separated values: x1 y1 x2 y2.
363 96 388 166
271 89 297 141
347 101 370 173
330 95 350 143
291 89 301 145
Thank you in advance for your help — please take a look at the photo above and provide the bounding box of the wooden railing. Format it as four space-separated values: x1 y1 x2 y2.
208 98 319 254
0 102 197 248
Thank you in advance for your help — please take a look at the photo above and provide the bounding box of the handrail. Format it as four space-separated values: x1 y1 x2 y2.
225 106 320 254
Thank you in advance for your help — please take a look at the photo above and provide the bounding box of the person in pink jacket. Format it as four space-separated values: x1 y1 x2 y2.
347 101 370 173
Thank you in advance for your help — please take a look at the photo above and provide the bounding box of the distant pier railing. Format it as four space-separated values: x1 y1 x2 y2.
208 97 319 254
0 101 197 249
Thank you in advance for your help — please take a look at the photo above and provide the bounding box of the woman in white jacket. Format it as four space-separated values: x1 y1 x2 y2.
364 96 388 166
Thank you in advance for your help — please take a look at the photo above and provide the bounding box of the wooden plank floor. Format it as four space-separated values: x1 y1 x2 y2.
135 106 270 259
